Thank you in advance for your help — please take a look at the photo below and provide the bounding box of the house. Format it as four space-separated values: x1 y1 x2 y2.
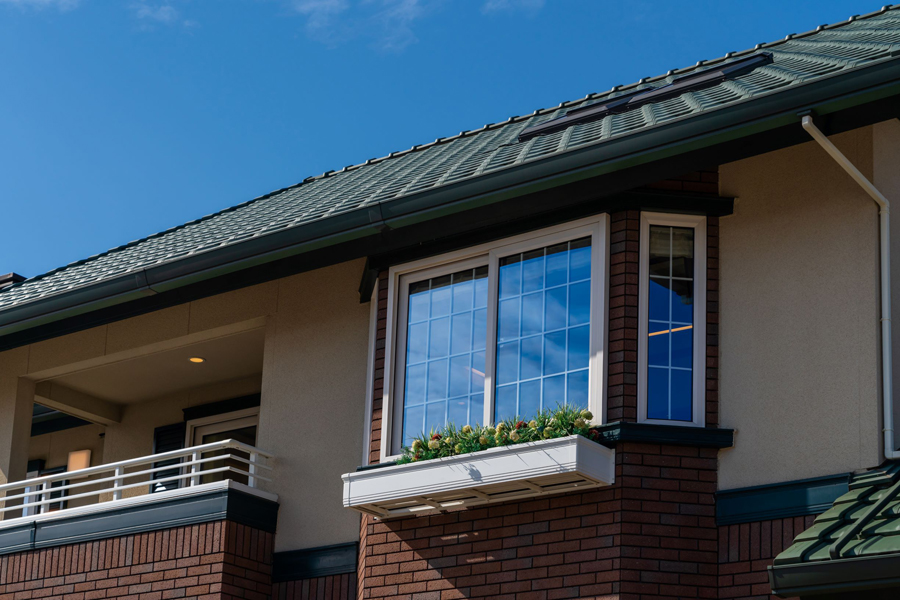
2 5 900 600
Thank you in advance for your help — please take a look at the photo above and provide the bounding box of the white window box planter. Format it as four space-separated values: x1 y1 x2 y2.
342 435 615 519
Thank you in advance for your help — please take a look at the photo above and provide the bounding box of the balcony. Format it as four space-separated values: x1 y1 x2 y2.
343 435 615 519
0 439 277 553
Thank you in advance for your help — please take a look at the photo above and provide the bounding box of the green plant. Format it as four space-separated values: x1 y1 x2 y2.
396 404 599 464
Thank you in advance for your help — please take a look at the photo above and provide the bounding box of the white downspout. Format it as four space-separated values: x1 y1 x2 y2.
801 114 898 460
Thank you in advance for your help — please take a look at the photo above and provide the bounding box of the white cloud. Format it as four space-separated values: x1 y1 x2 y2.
131 1 197 28
482 0 544 14
288 0 425 52
134 2 178 22
0 0 79 10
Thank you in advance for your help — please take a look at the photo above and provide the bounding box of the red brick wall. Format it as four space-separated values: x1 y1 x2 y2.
0 521 272 600
273 574 355 600
706 216 720 428
717 516 814 600
607 211 640 423
359 171 726 599
356 441 719 600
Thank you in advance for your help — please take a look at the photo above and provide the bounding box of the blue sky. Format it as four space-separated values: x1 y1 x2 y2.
0 0 872 278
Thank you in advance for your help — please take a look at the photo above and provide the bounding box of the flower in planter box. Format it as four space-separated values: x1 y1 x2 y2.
528 420 538 428
574 418 587 429
581 410 593 421
461 425 473 434
510 431 520 442
412 440 423 452
428 439 440 450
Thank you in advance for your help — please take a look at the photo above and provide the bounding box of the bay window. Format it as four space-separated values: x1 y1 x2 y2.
382 217 608 458
638 212 707 426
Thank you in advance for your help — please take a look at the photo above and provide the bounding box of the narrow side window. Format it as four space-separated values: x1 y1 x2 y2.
639 213 706 426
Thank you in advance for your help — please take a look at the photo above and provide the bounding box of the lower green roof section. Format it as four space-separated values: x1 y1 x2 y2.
769 461 900 597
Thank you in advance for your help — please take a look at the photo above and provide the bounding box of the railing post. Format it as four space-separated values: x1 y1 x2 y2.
248 451 258 488
113 467 124 501
190 451 200 486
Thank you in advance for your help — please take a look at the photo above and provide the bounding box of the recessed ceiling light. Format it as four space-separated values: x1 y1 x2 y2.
189 357 206 363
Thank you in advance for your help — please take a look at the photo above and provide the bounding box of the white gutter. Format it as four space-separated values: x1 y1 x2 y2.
801 114 898 460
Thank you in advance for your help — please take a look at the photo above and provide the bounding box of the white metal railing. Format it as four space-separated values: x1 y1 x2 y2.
0 439 274 518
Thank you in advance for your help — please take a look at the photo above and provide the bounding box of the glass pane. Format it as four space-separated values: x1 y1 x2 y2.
566 370 589 410
431 276 452 317
495 385 517 421
568 281 590 326
497 341 518 385
522 249 545 293
519 380 541 419
520 335 543 381
645 225 696 422
568 325 590 371
407 322 428 365
449 355 470 398
405 364 426 405
671 369 693 421
403 405 424 448
647 367 668 420
425 401 446 435
428 317 449 359
671 227 694 279
448 397 468 427
499 255 522 299
450 313 473 355
469 393 484 425
671 328 693 370
494 237 593 421
498 298 520 342
671 279 694 324
402 267 488 443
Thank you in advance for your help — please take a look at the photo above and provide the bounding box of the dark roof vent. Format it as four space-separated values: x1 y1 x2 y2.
518 52 774 142
0 273 25 290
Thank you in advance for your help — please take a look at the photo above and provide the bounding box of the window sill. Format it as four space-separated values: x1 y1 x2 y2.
592 422 735 449
341 435 615 520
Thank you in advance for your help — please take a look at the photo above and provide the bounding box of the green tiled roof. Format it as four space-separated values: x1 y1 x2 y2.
774 462 900 566
770 461 900 597
3 6 900 316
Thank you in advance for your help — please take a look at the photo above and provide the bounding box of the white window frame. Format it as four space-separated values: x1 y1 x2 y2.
380 215 609 461
637 212 707 427
185 406 260 447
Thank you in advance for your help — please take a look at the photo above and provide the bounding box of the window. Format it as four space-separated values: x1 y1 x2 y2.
638 213 706 426
383 217 608 458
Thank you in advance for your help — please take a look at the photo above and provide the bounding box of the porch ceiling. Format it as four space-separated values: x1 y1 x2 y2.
42 327 264 404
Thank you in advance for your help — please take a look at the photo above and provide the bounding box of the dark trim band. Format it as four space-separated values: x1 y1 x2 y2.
717 473 851 526
0 487 278 556
273 542 358 582
593 422 735 449
183 394 261 422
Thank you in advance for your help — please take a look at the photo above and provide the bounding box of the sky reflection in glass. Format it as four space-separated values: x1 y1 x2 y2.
495 238 591 421
403 267 488 447
647 226 694 421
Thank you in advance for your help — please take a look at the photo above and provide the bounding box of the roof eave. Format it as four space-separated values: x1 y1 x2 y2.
769 553 900 598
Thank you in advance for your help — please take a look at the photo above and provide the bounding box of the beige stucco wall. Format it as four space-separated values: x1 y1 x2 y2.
717 126 882 490
0 259 369 551
257 260 369 552
874 119 900 442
